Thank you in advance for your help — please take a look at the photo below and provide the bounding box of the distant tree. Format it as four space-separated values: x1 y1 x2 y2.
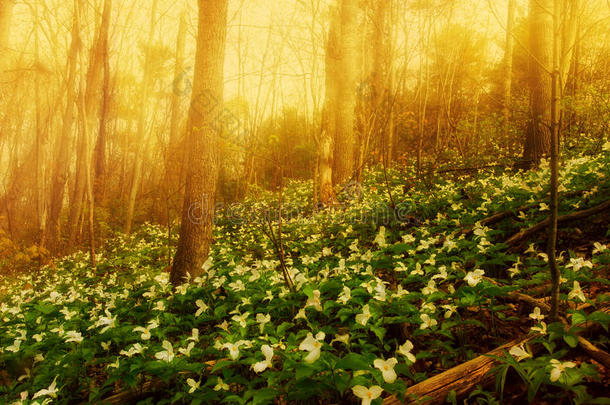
502 0 516 139
524 0 579 163
332 0 360 185
171 0 229 285
0 0 14 70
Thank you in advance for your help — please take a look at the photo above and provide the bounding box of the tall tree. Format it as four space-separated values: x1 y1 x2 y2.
524 0 578 163
125 0 158 235
523 0 553 164
46 0 82 254
318 8 339 206
0 0 14 69
170 0 229 285
332 0 359 185
93 0 112 206
502 0 515 139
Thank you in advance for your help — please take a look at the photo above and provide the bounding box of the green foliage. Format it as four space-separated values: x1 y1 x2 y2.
1 148 610 404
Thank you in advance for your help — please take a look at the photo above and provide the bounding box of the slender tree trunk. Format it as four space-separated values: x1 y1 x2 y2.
93 0 112 207
523 0 553 164
171 0 229 285
332 0 360 184
502 0 515 139
46 0 81 254
0 0 14 71
163 9 188 229
319 11 339 206
125 0 158 235
548 0 560 320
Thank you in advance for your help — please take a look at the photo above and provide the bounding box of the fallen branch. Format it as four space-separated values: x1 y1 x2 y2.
506 199 610 246
96 359 218 404
383 289 610 405
504 291 610 369
382 335 539 405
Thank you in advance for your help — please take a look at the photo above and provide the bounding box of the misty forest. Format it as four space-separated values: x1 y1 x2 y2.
1 0 610 403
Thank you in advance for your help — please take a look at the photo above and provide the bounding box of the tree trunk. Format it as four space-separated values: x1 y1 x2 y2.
523 0 553 164
0 0 14 71
170 0 229 285
93 0 112 207
502 0 515 139
46 0 81 254
125 0 158 235
332 0 359 184
319 11 339 206
163 8 187 227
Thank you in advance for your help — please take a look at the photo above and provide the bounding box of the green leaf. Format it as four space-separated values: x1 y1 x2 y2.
252 388 279 405
335 353 370 371
563 334 579 348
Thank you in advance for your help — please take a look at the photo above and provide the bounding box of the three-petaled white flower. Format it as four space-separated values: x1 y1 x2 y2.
397 340 416 363
299 332 325 363
252 345 274 373
464 269 485 287
155 340 175 362
509 343 531 362
32 376 58 399
305 290 323 311
195 300 208 317
186 378 200 393
549 359 576 382
256 313 271 333
568 281 586 302
373 358 398 383
352 385 383 405
529 307 545 321
420 313 437 329
356 304 371 326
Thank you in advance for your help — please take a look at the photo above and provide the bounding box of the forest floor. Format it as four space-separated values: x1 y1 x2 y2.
1 147 610 404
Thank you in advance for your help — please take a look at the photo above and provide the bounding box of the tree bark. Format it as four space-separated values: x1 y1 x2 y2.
332 0 359 184
46 0 82 254
93 0 112 207
170 0 229 285
523 0 553 164
125 0 158 235
502 0 515 139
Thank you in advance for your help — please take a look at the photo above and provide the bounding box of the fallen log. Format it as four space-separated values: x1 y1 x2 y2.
506 199 610 246
382 335 539 405
384 298 610 405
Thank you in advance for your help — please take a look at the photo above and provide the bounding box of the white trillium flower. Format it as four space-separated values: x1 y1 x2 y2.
32 376 58 399
356 304 371 326
299 332 325 363
509 343 531 362
195 300 208 317
464 269 485 287
373 357 398 383
549 359 576 382
421 280 437 295
568 281 586 302
305 290 323 311
155 340 175 362
338 286 351 304
397 340 416 363
214 377 229 391
529 307 545 322
256 313 271 333
252 344 274 373
352 385 383 405
179 342 195 357
64 331 83 344
331 333 350 345
420 313 437 330
186 378 200 394
187 328 200 342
